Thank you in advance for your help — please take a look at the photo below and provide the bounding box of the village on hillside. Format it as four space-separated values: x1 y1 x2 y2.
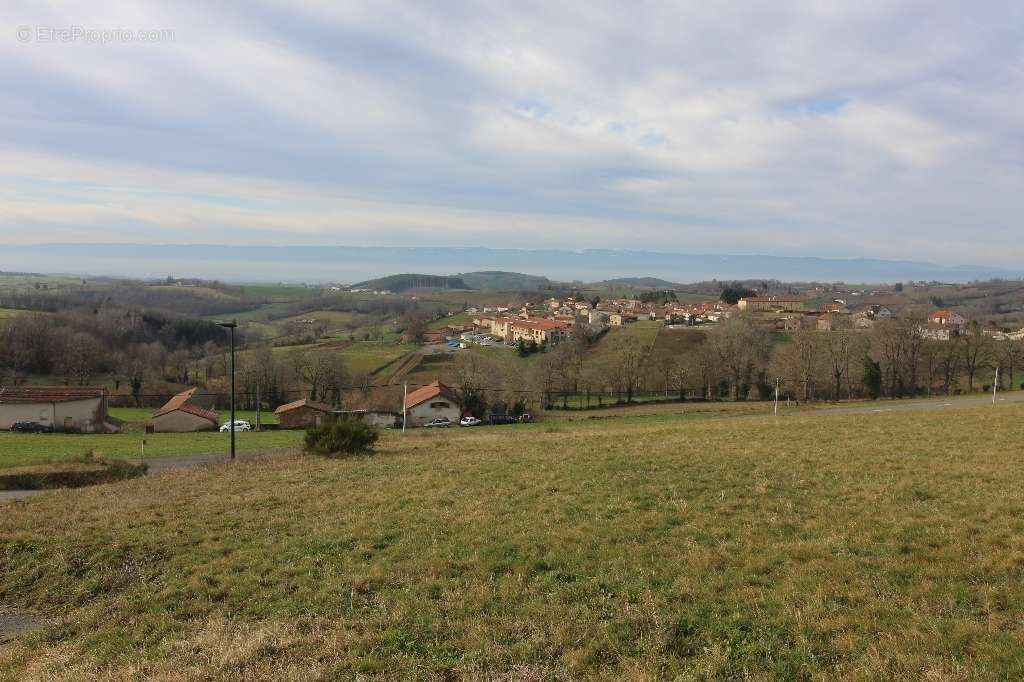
2 272 1023 435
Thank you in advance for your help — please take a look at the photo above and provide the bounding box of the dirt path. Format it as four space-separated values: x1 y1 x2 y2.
0 607 44 644
0 449 292 504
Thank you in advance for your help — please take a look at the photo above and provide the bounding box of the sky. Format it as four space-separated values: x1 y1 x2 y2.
1 1 1022 267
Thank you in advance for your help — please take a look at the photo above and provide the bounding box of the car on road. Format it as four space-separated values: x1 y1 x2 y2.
219 420 252 432
424 417 452 428
10 420 50 433
459 416 481 427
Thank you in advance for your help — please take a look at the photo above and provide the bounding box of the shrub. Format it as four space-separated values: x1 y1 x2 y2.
304 418 379 458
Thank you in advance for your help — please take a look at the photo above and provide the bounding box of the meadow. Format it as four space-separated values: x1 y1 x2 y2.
2 403 1024 679
0 429 303 469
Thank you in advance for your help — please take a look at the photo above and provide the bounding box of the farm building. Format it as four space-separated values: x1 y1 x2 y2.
403 381 462 427
0 386 120 433
152 388 219 432
275 398 336 429
338 409 400 428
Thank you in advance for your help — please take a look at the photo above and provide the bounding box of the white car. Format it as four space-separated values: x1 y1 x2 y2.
219 420 252 432
460 416 481 427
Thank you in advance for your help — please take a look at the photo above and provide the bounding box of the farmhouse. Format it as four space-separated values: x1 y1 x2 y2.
275 398 336 429
404 380 461 427
152 388 219 432
929 310 966 327
737 296 805 313
0 386 120 433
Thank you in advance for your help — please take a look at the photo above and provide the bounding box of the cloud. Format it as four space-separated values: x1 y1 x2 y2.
0 0 1021 267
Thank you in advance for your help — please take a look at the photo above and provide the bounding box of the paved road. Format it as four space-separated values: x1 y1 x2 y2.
801 391 1024 417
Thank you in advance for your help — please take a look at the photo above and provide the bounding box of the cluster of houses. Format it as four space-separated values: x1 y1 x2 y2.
463 293 1019 347
0 380 466 434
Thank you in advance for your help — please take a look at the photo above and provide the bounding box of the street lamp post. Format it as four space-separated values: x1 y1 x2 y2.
215 320 238 460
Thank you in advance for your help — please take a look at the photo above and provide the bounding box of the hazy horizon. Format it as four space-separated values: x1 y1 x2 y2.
3 243 1019 285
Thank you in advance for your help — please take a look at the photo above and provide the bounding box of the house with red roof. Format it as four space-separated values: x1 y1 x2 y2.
275 398 336 429
403 380 462 427
928 310 966 327
152 388 219 432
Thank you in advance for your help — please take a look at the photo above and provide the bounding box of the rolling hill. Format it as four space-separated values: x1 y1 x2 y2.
350 274 470 291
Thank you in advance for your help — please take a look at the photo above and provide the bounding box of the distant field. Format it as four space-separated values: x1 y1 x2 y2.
0 307 33 318
339 341 419 375
2 404 1023 678
427 312 475 330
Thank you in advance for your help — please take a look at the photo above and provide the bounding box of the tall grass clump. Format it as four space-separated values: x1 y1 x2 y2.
303 417 379 457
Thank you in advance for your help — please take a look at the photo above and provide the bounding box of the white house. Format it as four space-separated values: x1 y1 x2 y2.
403 381 462 427
0 386 120 432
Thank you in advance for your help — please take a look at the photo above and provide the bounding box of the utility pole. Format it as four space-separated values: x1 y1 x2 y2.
256 376 262 431
215 320 238 460
774 377 780 417
993 365 999 404
402 382 408 433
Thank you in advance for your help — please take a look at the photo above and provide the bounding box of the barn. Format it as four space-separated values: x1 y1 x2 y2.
0 386 120 433
274 398 337 429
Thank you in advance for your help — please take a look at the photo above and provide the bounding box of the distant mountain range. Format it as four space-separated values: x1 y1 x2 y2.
2 243 1019 285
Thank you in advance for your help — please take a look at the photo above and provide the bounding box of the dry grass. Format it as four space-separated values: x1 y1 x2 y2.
2 404 1024 679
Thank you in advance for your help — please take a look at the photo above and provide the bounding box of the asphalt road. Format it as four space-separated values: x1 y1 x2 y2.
803 391 1024 417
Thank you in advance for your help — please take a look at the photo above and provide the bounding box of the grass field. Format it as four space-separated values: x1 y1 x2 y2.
0 307 36 319
0 430 303 469
2 403 1024 679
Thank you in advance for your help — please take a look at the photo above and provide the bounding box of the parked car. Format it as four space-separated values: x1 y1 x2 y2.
424 417 451 428
518 413 534 423
459 416 481 427
219 420 252 432
10 420 50 433
488 414 518 426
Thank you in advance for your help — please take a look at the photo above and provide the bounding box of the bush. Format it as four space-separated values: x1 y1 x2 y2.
304 418 379 458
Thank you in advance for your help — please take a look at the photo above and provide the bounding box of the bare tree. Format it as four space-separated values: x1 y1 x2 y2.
959 322 991 392
873 318 911 398
939 339 962 395
453 352 498 416
709 316 771 400
993 339 1024 390
770 328 822 401
607 334 648 402
822 330 863 400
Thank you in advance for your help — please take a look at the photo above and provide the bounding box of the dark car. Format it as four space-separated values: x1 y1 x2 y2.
424 417 451 428
11 421 50 433
488 414 518 426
